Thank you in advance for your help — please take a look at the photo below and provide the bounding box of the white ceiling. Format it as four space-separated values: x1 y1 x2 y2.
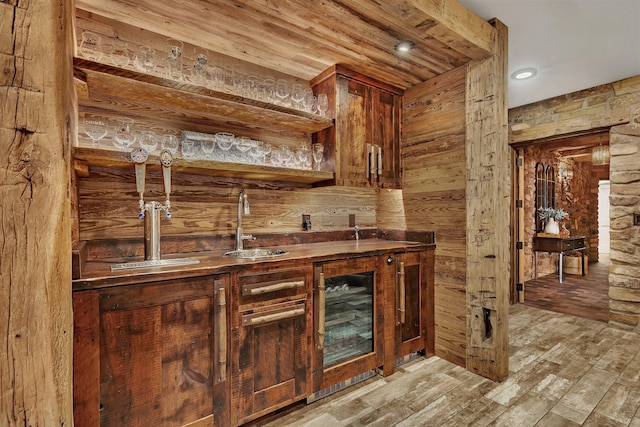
459 0 640 108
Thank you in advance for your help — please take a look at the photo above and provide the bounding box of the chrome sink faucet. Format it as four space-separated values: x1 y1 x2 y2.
235 189 256 251
354 225 360 241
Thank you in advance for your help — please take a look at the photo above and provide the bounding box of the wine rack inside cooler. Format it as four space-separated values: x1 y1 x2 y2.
322 272 374 368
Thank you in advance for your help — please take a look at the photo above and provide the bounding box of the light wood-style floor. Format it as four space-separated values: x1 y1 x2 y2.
258 304 640 427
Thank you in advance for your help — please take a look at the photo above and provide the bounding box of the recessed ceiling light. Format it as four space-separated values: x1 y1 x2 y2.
511 68 537 80
394 40 415 53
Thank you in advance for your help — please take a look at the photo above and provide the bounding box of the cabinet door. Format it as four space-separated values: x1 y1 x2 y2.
373 89 401 188
336 76 372 187
382 251 434 374
76 275 229 427
312 67 402 189
313 256 384 392
232 266 312 425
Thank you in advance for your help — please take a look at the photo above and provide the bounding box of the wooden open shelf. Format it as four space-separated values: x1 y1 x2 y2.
73 57 334 134
73 146 335 184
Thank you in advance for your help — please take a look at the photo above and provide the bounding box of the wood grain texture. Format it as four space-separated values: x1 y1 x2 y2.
75 0 494 90
0 0 75 425
94 276 217 427
77 168 378 251
257 305 640 427
75 58 333 133
230 264 312 425
402 65 467 367
464 19 509 381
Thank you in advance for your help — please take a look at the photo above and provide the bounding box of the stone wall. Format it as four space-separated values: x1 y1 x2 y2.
523 146 596 281
509 74 640 331
609 124 640 330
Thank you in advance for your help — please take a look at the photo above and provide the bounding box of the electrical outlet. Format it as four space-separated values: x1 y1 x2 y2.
302 214 312 231
349 214 356 228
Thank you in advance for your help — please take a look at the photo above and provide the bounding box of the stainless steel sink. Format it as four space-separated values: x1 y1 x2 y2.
223 249 288 259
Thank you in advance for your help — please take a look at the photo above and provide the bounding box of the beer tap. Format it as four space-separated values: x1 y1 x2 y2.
130 147 149 218
160 149 173 219
130 147 174 261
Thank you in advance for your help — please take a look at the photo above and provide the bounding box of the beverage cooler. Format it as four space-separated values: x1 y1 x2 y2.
312 256 384 393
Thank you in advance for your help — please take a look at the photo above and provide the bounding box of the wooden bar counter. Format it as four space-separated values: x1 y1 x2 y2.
72 238 435 426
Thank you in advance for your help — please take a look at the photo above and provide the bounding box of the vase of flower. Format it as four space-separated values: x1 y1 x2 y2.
538 207 567 235
544 217 560 234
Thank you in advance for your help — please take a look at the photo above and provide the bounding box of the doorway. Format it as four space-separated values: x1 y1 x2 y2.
515 132 610 322
598 180 610 256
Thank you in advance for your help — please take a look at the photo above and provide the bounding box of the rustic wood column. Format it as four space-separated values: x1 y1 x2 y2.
1 0 75 424
465 19 510 381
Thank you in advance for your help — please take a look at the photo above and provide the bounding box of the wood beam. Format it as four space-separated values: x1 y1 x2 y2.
465 18 509 381
0 0 75 424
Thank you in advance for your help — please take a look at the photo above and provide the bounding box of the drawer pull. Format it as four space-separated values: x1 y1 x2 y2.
217 287 227 381
242 306 305 326
243 280 305 296
398 261 406 325
317 272 325 350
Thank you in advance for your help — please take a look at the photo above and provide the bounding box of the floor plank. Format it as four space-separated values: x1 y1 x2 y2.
255 304 640 427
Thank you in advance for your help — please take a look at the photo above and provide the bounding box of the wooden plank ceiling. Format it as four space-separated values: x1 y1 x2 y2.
75 0 496 89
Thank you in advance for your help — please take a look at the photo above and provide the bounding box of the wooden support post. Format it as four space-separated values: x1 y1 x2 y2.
465 18 510 381
0 0 76 424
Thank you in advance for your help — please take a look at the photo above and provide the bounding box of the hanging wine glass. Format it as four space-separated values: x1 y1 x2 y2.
312 143 324 171
296 145 312 170
181 140 195 159
290 84 305 110
317 93 329 116
79 31 103 61
201 137 216 160
161 134 179 154
302 89 316 113
275 79 290 106
215 132 235 161
138 131 158 152
166 38 184 81
82 118 108 147
105 39 130 68
133 45 156 73
190 46 208 85
113 117 136 151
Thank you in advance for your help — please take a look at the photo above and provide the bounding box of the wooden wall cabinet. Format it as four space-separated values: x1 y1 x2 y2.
382 249 435 375
230 264 313 425
73 275 230 427
311 65 402 188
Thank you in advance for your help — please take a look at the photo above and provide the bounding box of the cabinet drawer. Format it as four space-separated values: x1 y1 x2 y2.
238 267 310 308
562 240 574 251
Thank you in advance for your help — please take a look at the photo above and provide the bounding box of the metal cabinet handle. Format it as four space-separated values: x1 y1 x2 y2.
398 261 406 325
377 146 382 178
369 144 376 181
218 287 227 381
317 272 325 349
242 306 305 326
243 280 305 296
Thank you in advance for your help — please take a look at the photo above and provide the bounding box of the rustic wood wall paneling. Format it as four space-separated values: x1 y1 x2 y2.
402 65 468 366
75 12 313 151
0 0 75 424
78 168 377 253
465 19 509 381
75 0 494 89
